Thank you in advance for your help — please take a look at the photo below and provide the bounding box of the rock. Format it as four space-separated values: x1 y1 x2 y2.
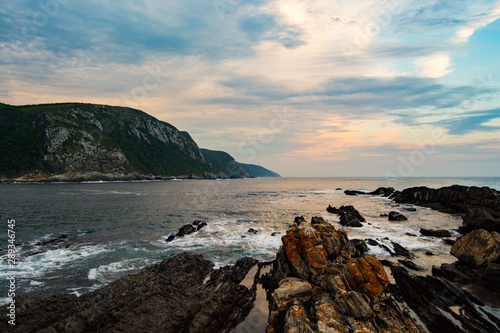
398 260 425 271
404 207 417 212
326 205 366 227
405 233 417 237
271 232 280 236
388 211 408 221
420 228 452 237
380 213 389 217
350 239 369 257
431 263 473 284
443 238 456 246
462 208 500 233
336 188 342 190
248 228 259 234
0 253 259 333
391 265 500 333
366 238 379 246
451 229 500 269
176 224 197 237
391 242 414 259
344 190 365 196
425 251 435 256
267 216 420 332
392 185 500 218
368 187 396 197
192 220 204 226
196 221 207 230
272 278 313 311
166 234 175 242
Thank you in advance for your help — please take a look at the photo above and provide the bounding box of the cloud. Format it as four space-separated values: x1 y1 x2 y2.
452 3 500 43
414 53 454 78
427 108 500 135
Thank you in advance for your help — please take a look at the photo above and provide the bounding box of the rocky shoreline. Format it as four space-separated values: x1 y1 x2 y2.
1 185 499 332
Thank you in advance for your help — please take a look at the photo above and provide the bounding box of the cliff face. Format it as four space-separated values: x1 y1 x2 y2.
0 103 279 180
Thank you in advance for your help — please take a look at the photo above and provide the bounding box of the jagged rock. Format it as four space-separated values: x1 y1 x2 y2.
451 229 500 268
366 238 380 246
391 242 414 259
380 213 389 217
420 228 451 237
166 234 175 242
267 216 420 332
392 185 500 218
431 263 473 284
391 265 500 333
326 205 366 227
350 239 369 257
443 238 456 246
388 211 408 221
248 228 259 234
368 187 396 196
176 224 197 237
462 208 500 233
0 253 259 333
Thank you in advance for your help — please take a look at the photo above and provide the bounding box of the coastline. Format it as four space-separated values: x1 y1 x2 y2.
1 184 499 332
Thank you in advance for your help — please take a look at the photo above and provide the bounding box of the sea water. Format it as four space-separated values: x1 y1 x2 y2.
1 177 499 305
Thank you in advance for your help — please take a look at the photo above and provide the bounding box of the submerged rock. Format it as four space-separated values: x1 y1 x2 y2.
368 187 396 196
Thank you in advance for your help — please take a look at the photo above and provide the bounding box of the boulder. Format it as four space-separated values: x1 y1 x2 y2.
196 221 207 230
420 228 452 238
388 211 408 221
166 234 175 242
391 242 414 259
272 278 313 311
450 229 500 268
247 228 259 234
344 190 365 196
462 208 500 233
350 239 369 257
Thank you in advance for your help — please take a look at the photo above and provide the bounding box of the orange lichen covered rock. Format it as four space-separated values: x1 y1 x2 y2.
343 256 389 297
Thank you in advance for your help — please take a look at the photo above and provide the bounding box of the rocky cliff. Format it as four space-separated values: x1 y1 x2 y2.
0 103 279 180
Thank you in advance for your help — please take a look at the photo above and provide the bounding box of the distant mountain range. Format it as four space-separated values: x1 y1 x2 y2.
0 102 279 181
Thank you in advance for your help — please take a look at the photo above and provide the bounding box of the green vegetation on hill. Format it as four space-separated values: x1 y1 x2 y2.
0 102 279 180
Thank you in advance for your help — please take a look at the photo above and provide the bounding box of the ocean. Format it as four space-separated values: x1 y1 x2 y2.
1 177 499 306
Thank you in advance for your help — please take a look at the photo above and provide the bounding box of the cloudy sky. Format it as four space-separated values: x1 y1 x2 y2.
1 0 499 177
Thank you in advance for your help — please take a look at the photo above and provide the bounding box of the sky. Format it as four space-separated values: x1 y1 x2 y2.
1 0 499 177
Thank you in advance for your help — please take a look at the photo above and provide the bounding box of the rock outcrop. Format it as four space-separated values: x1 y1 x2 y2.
166 220 208 242
0 253 259 333
419 228 452 238
368 187 396 197
326 205 366 227
392 185 500 216
450 229 500 269
266 216 421 332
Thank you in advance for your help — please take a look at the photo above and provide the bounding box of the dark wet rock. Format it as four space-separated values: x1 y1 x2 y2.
326 205 366 227
404 207 417 212
397 260 425 271
461 208 500 233
350 239 369 257
388 211 408 221
166 234 175 242
431 263 474 284
388 190 401 199
344 189 365 196
247 228 259 234
425 251 435 256
266 216 420 332
379 259 394 267
176 224 197 237
420 228 452 238
391 242 414 259
380 213 389 217
451 229 500 269
0 253 259 333
336 188 342 190
366 238 380 246
443 238 456 246
391 265 500 333
271 232 281 236
196 221 207 230
368 187 396 197
392 185 500 217
405 233 417 237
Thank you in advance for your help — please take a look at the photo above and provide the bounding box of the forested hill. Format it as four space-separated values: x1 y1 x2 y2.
0 103 279 181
